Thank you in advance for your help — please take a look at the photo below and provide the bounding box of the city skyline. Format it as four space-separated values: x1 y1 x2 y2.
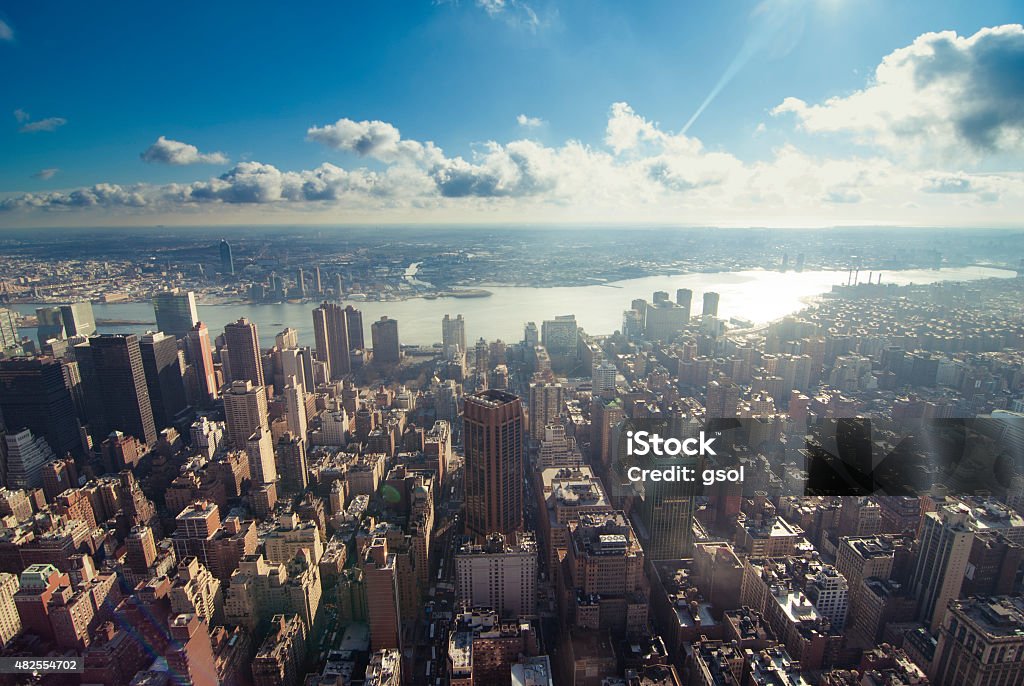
1 2 1023 227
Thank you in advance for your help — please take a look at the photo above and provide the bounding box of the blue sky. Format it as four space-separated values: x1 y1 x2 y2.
1 1 1023 227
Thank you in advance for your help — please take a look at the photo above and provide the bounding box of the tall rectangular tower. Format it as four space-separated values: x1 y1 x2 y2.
464 390 524 539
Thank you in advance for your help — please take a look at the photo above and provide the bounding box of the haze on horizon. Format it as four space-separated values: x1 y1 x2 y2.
1 1 1023 229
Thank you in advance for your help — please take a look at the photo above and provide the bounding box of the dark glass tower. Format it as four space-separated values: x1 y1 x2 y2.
86 334 157 444
139 332 188 430
219 239 234 276
0 357 81 457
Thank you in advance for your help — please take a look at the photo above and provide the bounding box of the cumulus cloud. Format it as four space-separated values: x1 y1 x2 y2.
0 20 12 41
4 87 1024 226
772 24 1024 160
32 168 59 180
307 118 444 166
141 136 229 165
516 114 544 128
19 116 67 133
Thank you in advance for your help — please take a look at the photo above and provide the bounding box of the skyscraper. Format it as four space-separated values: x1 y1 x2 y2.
58 303 96 338
283 377 307 439
246 426 277 485
140 332 188 430
0 308 18 352
702 291 720 317
219 239 234 276
153 290 199 338
464 389 524 539
313 265 323 295
528 381 564 442
675 288 693 317
336 307 361 355
223 318 264 387
3 429 55 490
370 317 400 365
541 315 577 357
294 267 306 299
35 306 66 345
910 503 974 632
442 314 467 352
0 357 81 457
223 379 269 447
87 334 158 444
312 302 351 379
186 322 219 401
591 361 617 397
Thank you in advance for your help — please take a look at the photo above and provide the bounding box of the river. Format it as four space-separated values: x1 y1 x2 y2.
12 266 1013 348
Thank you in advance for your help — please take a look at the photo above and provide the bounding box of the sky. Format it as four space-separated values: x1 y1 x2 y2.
1 1 1022 228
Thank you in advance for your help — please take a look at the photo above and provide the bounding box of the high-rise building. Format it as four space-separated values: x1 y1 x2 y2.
186 322 219 402
541 315 577 357
283 377 307 439
86 334 158 444
0 308 19 352
528 382 564 442
565 511 648 634
702 291 720 317
806 565 849 631
245 426 277 486
57 303 96 338
910 503 974 632
140 332 188 430
252 614 307 686
362 537 401 651
277 433 308 493
455 532 537 619
371 317 400 365
345 305 364 350
219 239 234 276
0 572 21 646
335 273 344 300
35 306 66 345
3 429 54 490
166 613 218 686
0 357 81 457
930 596 1024 686
125 525 158 575
312 302 351 379
223 379 269 447
223 318 264 387
275 328 299 351
464 390 524 539
675 288 693 317
294 268 306 299
313 265 323 295
153 290 199 338
591 361 617 397
644 301 689 342
442 314 467 352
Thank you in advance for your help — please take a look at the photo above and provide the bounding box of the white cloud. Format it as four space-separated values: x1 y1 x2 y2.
516 114 544 128
772 24 1024 161
0 20 12 41
13 109 30 123
307 118 445 166
19 116 67 133
141 136 229 165
476 0 541 31
32 168 59 180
